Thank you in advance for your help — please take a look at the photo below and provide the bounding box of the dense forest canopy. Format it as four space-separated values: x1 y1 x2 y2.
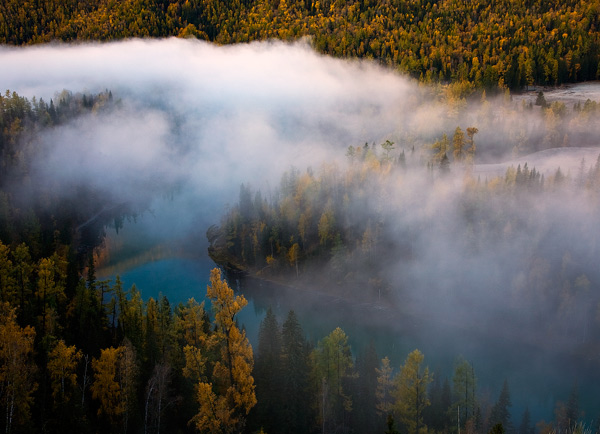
2 0 600 90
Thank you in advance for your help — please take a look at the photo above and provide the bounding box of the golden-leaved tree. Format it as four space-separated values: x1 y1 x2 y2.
394 349 432 434
0 302 37 434
192 268 256 434
91 341 138 431
47 340 82 405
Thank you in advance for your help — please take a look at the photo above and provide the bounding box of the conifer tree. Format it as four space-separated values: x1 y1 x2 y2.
193 268 256 434
489 379 512 432
254 308 283 433
393 349 432 434
281 310 312 434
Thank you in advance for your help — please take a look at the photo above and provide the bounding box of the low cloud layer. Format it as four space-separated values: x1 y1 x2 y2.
0 39 422 211
3 37 600 423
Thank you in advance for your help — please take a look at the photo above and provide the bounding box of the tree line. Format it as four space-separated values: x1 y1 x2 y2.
2 0 600 90
208 126 600 351
251 307 585 434
0 239 256 434
2 242 586 434
0 86 598 432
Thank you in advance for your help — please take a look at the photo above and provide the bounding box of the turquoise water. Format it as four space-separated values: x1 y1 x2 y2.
107 257 213 303
101 256 599 428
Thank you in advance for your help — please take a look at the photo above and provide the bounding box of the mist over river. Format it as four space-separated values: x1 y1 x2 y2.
3 39 599 431
98 222 600 428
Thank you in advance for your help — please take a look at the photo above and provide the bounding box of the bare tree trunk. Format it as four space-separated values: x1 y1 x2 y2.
81 354 90 407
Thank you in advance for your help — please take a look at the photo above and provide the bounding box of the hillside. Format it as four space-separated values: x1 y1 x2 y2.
2 0 600 90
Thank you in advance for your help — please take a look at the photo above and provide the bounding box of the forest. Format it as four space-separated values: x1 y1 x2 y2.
2 0 600 90
2 0 600 430
1 83 597 432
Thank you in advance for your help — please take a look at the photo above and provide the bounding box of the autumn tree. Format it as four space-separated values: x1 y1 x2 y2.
192 268 256 434
47 340 82 405
287 242 300 278
393 349 432 434
0 302 37 434
452 127 466 163
36 256 66 341
176 298 209 383
0 242 16 306
91 342 138 431
118 339 139 433
318 209 335 248
466 127 479 165
12 243 33 319
376 356 395 418
91 346 124 424
431 134 449 166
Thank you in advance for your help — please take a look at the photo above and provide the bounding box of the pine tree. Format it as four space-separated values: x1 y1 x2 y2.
281 310 312 434
254 307 283 433
354 342 379 433
489 379 512 432
518 407 534 434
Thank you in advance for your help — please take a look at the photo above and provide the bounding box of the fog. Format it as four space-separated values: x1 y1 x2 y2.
2 38 600 423
1 39 422 230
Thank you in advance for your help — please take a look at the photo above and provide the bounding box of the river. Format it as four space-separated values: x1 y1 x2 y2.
98 237 599 429
94 82 600 430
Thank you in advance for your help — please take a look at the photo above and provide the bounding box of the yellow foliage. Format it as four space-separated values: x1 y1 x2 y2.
195 269 256 432
0 302 37 430
48 340 82 402
91 346 124 419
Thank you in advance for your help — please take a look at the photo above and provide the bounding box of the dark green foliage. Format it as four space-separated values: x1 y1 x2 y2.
385 414 400 434
519 407 534 434
353 341 380 433
489 380 512 433
490 423 506 434
250 308 315 434
253 307 284 433
280 310 314 433
425 377 452 433
535 92 549 108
